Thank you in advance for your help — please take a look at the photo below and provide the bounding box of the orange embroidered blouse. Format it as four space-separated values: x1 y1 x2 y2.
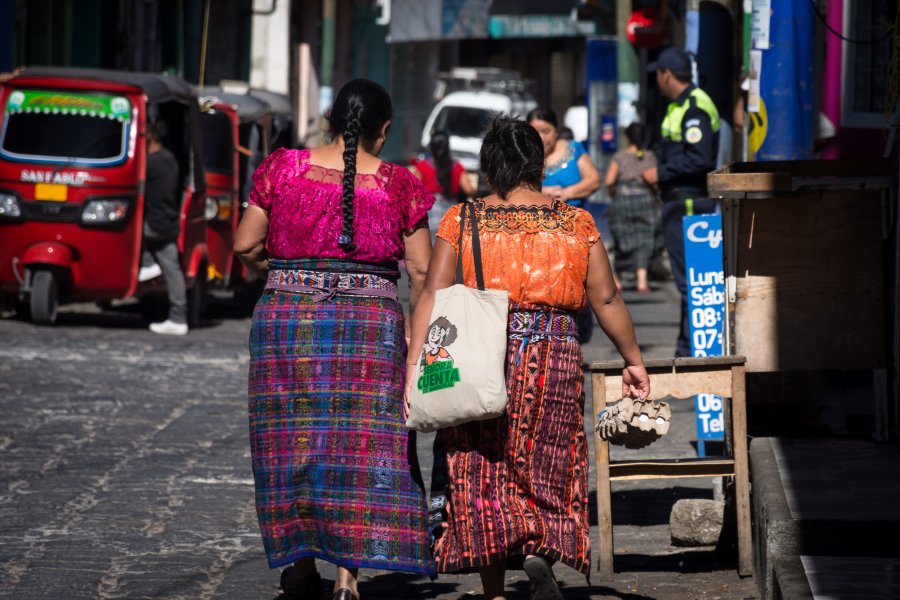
436 200 601 311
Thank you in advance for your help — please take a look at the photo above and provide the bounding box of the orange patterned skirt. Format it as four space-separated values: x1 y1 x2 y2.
433 305 590 576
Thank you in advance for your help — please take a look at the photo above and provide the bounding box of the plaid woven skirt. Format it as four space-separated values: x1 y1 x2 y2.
608 188 659 272
248 259 434 574
433 304 591 577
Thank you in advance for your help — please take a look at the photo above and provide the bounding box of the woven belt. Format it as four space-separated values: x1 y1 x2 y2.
509 307 579 363
266 268 398 302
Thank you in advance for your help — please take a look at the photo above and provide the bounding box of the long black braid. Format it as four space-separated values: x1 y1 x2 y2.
339 111 362 251
328 79 393 252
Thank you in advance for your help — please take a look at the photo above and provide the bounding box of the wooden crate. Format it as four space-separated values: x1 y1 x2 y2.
709 159 891 373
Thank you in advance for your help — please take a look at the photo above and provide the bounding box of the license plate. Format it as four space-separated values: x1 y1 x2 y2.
35 183 68 202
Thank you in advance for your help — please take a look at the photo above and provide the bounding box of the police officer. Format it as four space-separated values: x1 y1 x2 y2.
642 47 720 357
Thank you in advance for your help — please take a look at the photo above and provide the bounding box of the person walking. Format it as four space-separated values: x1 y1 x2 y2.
405 116 651 600
605 122 659 294
410 130 476 237
641 47 720 357
234 79 436 600
527 107 602 342
527 107 600 209
141 120 189 335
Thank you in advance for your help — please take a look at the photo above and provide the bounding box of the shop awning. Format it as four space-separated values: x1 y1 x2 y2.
488 14 596 38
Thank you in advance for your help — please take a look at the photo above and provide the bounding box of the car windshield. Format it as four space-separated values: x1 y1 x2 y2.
0 89 131 165
200 110 235 174
433 106 496 139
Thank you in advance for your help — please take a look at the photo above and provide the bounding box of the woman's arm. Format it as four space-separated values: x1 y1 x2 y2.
404 238 457 418
559 152 602 201
402 226 432 319
585 241 651 399
233 205 270 277
604 160 619 197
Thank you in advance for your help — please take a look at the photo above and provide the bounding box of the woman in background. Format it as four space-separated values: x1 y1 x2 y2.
527 107 601 209
605 122 659 293
411 130 476 236
528 108 602 341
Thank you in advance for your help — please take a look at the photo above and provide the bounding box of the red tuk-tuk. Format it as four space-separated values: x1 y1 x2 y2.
249 88 296 151
0 67 208 325
197 88 271 297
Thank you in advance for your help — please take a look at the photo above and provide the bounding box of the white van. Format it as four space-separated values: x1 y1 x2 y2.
420 90 537 173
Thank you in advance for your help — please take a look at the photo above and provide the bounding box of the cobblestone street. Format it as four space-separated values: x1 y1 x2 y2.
0 281 757 599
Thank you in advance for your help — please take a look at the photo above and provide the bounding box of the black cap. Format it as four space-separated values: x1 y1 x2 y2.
646 47 692 76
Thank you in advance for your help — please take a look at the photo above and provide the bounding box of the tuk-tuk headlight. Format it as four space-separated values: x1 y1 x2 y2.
82 199 129 224
0 193 21 219
204 197 219 220
205 195 233 221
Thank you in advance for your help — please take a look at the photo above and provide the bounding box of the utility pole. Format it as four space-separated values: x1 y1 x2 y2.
198 0 211 87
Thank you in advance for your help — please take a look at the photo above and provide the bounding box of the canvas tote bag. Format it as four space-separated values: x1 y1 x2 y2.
406 202 509 432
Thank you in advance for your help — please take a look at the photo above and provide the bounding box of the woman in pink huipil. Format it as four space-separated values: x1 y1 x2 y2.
235 79 435 600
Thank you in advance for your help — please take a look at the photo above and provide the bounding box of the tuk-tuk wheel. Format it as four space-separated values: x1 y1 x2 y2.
30 270 59 326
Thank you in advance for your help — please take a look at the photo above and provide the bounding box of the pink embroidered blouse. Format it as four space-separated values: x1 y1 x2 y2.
248 148 435 263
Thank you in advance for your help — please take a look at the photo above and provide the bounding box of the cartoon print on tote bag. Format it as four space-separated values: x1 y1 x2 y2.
418 316 460 393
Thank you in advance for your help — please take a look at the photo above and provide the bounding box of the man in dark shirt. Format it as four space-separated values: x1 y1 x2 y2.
642 47 720 357
140 120 188 335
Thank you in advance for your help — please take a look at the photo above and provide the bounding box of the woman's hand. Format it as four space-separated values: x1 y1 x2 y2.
403 364 418 422
622 363 651 400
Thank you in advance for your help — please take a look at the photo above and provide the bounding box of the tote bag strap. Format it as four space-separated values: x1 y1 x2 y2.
455 201 486 290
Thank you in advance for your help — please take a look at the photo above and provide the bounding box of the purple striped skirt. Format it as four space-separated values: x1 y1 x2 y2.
248 259 434 574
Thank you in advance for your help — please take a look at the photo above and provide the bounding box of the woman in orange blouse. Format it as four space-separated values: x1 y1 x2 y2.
405 117 650 600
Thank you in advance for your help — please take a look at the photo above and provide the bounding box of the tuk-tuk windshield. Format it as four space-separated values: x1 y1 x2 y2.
200 110 235 175
0 89 131 166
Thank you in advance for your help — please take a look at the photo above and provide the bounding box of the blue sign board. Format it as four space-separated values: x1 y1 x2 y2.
684 214 725 357
694 393 725 441
684 214 726 449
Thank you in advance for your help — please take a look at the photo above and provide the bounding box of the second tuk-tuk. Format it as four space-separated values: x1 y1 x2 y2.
197 86 296 307
249 88 296 151
0 67 208 325
197 88 271 297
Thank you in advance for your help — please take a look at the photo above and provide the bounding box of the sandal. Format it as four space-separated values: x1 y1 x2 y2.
523 556 563 600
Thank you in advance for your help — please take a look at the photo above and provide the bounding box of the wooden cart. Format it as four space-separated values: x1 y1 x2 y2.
588 356 751 581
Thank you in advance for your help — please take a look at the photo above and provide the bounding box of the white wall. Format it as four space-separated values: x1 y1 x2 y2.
250 0 290 94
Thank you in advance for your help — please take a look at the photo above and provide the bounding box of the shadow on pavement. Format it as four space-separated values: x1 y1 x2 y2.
0 290 257 331
511 580 657 600
349 573 466 599
610 548 741 575
588 486 715 527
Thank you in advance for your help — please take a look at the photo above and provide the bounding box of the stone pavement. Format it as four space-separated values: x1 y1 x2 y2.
0 279 757 599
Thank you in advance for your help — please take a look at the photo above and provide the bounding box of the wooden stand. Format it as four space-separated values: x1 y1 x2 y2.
588 356 752 581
